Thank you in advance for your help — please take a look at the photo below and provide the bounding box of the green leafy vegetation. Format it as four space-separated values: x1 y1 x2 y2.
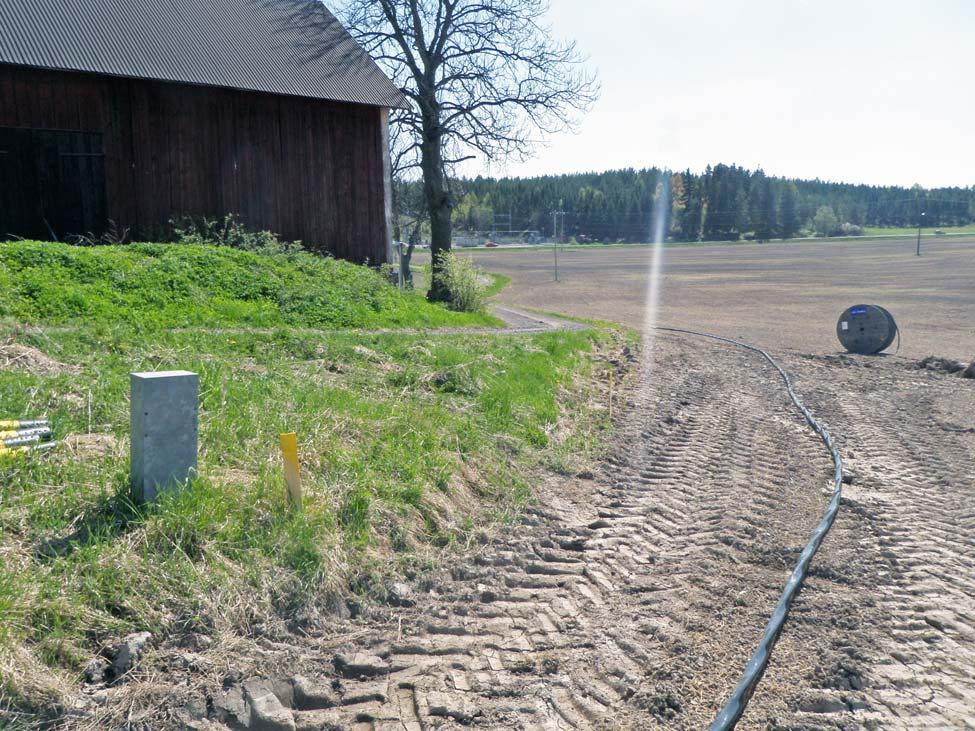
0 241 499 330
0 242 621 713
484 271 512 297
437 251 488 313
170 213 302 254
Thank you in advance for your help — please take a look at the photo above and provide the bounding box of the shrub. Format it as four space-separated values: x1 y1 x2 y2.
171 214 301 254
811 206 840 238
436 251 487 313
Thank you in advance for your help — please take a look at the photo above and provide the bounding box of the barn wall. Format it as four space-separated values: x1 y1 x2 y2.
0 65 389 264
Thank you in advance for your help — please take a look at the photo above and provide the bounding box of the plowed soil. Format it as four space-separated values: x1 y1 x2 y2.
156 334 973 730
463 236 975 360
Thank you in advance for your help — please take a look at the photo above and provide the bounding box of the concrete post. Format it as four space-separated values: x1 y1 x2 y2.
130 370 199 504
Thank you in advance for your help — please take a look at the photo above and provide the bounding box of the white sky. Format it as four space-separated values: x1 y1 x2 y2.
479 0 974 188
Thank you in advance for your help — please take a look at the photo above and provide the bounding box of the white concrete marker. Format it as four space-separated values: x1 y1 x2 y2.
130 371 199 504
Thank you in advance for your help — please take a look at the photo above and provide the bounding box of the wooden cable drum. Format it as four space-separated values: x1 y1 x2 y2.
836 305 899 354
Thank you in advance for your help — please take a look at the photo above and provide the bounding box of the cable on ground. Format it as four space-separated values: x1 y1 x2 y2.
653 327 844 731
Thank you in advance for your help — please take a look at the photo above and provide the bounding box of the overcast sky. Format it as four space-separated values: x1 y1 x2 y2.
479 0 972 188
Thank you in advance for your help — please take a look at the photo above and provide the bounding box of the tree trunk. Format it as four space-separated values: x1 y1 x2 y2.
401 221 420 289
420 113 453 302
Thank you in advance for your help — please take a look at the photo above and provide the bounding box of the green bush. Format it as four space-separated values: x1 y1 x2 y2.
437 251 487 313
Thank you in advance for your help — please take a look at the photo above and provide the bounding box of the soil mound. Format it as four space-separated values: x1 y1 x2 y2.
0 344 79 376
62 433 121 460
917 356 967 375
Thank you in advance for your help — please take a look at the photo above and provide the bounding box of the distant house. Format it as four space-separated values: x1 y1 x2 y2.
0 0 405 264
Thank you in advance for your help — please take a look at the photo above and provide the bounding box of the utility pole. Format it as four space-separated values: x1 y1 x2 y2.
552 210 560 282
916 211 925 256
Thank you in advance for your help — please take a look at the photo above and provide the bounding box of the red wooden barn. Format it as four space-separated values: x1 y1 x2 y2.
0 0 404 264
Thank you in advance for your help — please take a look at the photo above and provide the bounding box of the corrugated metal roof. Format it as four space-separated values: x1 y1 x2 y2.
0 0 406 108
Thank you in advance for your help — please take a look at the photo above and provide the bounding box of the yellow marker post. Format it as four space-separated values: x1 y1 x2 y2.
280 432 302 510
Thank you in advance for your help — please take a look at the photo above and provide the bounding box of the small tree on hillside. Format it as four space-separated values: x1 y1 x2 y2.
338 0 598 301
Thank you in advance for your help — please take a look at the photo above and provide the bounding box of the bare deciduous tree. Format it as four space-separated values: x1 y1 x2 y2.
336 0 597 301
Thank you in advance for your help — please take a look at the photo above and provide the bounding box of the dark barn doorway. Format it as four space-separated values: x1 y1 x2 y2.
0 127 107 241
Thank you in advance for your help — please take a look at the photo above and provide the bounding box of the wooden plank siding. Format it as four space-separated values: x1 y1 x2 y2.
0 65 389 264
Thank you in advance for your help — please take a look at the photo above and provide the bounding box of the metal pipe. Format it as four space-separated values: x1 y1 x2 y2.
0 428 52 440
2 434 47 448
0 420 49 430
0 441 57 456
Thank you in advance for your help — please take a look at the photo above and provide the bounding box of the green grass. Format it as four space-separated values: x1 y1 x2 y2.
861 225 975 237
484 272 512 297
0 241 499 330
0 242 618 715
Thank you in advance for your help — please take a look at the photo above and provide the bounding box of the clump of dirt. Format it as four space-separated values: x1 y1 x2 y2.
962 360 975 379
916 356 967 374
62 433 121 459
633 688 683 721
0 344 80 376
813 655 866 691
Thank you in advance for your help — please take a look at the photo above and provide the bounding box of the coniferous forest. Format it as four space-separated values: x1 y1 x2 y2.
434 165 975 242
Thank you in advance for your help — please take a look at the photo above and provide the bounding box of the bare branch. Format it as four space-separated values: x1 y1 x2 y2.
333 0 598 298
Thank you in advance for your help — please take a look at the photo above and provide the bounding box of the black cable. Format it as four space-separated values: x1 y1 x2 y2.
653 327 844 731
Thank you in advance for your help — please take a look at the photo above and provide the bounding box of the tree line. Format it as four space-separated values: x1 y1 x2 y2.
436 165 975 242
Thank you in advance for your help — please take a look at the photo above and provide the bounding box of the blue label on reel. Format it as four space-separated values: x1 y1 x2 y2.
850 307 868 316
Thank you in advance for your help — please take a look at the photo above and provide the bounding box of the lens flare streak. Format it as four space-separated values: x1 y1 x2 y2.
642 174 671 368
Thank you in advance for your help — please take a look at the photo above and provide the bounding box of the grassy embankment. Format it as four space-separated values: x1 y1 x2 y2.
0 242 620 713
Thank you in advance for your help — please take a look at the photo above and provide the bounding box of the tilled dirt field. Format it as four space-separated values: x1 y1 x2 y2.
154 332 973 730
310 340 972 730
458 236 975 360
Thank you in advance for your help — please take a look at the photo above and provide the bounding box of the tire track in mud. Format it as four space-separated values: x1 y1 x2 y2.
181 337 973 731
297 335 851 730
787 355 975 729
